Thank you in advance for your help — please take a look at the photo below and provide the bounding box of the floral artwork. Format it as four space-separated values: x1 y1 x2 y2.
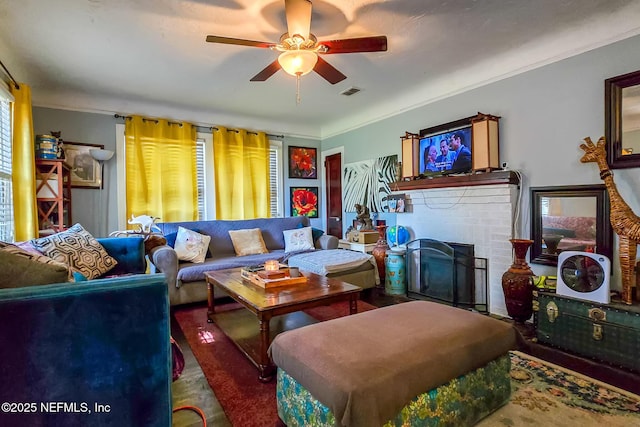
290 187 319 218
288 146 317 179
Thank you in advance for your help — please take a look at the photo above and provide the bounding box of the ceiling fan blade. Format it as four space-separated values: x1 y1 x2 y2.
206 35 275 49
314 57 346 85
250 60 281 82
285 0 312 40
319 36 388 54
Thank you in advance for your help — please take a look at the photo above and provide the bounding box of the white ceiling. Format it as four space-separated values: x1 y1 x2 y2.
1 0 640 139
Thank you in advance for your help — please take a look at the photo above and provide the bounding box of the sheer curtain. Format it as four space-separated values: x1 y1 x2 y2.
125 116 197 223
10 83 38 241
213 127 270 219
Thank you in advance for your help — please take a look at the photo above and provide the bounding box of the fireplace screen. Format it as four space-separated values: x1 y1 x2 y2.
406 239 488 312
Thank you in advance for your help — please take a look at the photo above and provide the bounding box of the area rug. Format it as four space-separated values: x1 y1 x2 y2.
477 351 640 427
172 300 376 427
174 303 640 427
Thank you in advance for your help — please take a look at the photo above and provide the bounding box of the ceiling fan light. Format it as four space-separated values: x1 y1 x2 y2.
278 50 318 76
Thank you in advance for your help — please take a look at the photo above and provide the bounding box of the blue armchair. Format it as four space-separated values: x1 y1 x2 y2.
0 274 171 426
96 237 147 277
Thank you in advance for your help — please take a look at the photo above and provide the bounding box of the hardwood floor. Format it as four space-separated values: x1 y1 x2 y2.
171 315 231 427
170 287 640 426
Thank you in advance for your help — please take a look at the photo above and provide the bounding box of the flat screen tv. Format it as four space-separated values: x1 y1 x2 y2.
418 116 474 175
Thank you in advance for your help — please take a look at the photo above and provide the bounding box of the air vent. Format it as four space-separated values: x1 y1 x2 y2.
340 87 361 96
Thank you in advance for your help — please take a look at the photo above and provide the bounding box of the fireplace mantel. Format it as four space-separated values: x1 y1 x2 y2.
393 173 519 317
391 170 519 191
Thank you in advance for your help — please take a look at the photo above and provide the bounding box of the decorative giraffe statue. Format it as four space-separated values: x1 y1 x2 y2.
579 136 640 304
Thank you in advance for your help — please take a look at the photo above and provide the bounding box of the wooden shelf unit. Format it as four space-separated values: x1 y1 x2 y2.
35 159 72 236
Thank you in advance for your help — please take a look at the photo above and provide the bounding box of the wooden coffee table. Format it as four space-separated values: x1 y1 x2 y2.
205 268 362 382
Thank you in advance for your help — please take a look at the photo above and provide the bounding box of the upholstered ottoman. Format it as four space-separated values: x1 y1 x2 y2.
286 249 379 289
269 301 516 427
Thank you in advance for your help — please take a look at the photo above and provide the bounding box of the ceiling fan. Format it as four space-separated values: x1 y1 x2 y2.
205 0 387 85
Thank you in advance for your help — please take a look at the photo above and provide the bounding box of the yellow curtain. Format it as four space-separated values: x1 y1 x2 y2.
213 127 270 219
125 116 197 223
10 83 38 241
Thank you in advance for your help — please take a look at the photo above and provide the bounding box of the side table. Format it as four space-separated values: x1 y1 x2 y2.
338 239 376 254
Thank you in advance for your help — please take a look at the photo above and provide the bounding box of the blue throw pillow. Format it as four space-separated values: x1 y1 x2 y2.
164 232 178 248
296 223 324 242
164 230 212 258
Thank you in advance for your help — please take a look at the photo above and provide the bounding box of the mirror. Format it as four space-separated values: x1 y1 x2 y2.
605 69 640 168
530 185 612 266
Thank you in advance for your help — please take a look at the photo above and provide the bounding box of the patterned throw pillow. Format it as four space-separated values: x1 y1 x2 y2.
174 226 211 263
283 227 315 253
30 223 118 280
228 228 268 256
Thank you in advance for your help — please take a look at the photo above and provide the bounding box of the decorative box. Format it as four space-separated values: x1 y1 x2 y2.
534 290 640 372
355 231 379 244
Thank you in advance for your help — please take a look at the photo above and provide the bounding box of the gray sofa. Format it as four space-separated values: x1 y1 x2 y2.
149 216 338 306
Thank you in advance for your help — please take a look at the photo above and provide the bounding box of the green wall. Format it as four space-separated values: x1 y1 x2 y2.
321 34 640 279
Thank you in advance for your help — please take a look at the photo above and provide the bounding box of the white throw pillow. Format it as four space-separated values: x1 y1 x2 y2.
174 226 211 263
283 227 315 253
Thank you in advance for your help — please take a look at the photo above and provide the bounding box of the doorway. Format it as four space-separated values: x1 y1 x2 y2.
324 150 343 238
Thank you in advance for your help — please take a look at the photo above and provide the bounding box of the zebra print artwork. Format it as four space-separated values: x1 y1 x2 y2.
343 155 398 212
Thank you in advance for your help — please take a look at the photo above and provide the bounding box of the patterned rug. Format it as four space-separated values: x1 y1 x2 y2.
477 351 640 426
174 303 640 426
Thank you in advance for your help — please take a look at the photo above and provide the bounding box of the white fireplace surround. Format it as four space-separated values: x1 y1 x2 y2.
395 184 520 317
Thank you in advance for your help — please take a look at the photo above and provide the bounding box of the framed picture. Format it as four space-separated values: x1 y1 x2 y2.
290 187 319 218
62 141 104 188
343 154 398 213
383 194 406 213
288 146 317 179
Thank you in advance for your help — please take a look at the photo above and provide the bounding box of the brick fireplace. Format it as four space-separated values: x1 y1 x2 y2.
393 178 520 317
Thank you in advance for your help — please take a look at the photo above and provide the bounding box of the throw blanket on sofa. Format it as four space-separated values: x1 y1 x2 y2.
286 249 377 277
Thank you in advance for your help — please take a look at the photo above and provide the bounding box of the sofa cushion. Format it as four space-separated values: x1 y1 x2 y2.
174 227 211 263
97 237 147 276
228 228 268 256
30 223 118 280
157 217 309 255
283 227 315 253
164 230 212 257
14 240 44 256
177 251 285 283
0 243 70 287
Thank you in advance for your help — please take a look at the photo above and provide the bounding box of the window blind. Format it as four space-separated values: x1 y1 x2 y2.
269 144 281 217
0 97 13 241
196 138 206 220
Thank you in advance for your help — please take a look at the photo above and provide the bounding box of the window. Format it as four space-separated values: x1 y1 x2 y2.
116 126 283 225
0 88 13 242
195 138 206 220
269 140 283 217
